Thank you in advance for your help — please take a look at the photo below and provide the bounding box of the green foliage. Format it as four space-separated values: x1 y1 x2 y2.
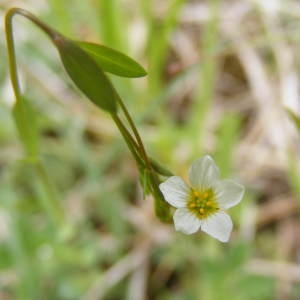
76 41 147 78
54 36 119 113
2 1 296 299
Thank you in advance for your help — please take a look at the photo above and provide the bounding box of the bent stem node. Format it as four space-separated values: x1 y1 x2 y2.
5 7 66 229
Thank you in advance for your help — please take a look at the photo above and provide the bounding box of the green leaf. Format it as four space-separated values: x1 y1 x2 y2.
13 96 38 156
53 35 118 113
76 41 147 78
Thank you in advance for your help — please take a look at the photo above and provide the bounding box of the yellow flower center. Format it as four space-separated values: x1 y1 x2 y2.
187 188 219 219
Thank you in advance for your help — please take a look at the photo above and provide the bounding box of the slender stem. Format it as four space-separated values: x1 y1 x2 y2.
5 9 22 99
5 8 62 100
5 7 164 221
112 113 166 216
115 100 165 211
6 8 59 40
113 114 139 150
111 113 144 168
5 7 65 228
5 8 61 100
6 7 151 168
117 97 152 171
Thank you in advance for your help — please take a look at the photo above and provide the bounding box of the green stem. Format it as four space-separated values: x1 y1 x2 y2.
5 7 166 223
5 8 22 99
6 7 151 170
115 99 171 220
113 112 139 150
111 113 170 221
6 8 59 41
5 7 65 228
116 97 152 171
112 106 166 206
111 113 144 168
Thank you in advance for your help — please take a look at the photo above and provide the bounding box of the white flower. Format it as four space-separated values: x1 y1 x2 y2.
159 155 245 242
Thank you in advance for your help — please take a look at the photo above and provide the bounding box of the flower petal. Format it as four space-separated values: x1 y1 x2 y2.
173 208 202 234
214 179 245 209
159 176 190 208
188 155 220 189
201 212 233 242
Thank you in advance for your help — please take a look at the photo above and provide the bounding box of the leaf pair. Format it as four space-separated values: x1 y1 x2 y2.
52 34 146 113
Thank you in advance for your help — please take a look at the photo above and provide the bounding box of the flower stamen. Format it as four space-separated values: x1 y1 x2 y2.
188 188 219 219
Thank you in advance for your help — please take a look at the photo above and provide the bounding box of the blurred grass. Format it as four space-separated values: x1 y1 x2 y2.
1 0 300 299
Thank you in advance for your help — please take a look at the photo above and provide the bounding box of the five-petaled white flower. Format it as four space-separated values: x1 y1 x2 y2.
159 155 245 242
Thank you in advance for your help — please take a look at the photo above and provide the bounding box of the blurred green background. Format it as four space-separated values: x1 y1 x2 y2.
1 0 300 299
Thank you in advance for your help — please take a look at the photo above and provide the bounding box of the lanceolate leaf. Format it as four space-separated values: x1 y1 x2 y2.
76 41 147 78
53 35 118 113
